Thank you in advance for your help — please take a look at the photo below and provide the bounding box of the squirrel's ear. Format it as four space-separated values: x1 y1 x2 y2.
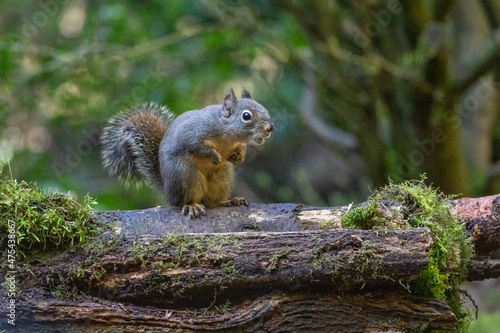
223 88 237 117
241 89 253 99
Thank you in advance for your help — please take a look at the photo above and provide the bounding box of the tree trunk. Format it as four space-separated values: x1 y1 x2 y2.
2 195 500 332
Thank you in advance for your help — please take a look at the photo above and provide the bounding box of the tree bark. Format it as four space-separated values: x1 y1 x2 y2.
15 293 456 333
2 194 500 332
19 228 432 307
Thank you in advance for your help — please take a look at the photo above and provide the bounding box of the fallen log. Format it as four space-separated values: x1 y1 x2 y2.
15 293 456 333
20 228 432 307
96 195 500 257
2 194 500 332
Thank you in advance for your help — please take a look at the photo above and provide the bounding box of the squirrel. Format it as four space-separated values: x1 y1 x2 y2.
100 88 274 218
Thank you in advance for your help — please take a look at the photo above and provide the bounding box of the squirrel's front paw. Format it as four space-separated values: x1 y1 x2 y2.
221 197 248 207
227 151 245 165
209 151 222 165
227 146 246 165
182 204 206 219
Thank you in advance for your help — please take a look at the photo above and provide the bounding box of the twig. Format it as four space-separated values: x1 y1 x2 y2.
201 289 218 316
456 288 479 319
452 33 500 95
479 0 500 29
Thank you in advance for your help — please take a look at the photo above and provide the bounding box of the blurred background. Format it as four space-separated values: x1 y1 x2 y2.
1 1 499 330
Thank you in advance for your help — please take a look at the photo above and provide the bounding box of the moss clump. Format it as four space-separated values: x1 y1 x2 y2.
341 176 473 332
341 200 404 230
0 163 101 254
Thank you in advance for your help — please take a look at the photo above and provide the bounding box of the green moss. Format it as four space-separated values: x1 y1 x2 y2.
0 163 101 254
161 234 242 270
83 232 121 257
267 248 292 272
70 265 87 279
205 234 242 262
313 239 387 288
130 240 162 267
151 261 176 271
220 259 238 274
341 201 405 230
162 234 204 266
214 299 232 314
51 285 69 299
90 263 107 281
318 219 334 229
341 201 384 229
341 176 473 332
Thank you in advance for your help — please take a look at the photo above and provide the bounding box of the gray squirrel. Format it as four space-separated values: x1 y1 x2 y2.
100 89 274 218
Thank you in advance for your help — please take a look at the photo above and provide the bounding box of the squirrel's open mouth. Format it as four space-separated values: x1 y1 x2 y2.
251 126 272 146
251 136 265 145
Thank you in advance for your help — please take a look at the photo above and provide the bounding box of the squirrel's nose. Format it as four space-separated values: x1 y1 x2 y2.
265 123 274 133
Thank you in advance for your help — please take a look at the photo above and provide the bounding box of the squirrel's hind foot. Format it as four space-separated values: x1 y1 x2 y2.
221 197 248 207
182 204 206 219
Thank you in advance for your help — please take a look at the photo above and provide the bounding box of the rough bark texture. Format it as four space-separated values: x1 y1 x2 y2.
14 293 455 333
17 229 432 308
1 194 500 332
453 194 500 256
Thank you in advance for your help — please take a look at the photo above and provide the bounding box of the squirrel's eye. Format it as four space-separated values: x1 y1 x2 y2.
241 110 253 123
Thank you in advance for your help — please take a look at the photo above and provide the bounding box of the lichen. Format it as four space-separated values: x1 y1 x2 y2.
341 175 473 332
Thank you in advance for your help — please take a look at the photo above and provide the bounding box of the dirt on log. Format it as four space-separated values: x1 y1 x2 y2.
1 195 500 332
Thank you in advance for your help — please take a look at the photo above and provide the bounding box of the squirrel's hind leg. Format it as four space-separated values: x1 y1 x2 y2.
203 163 243 208
204 164 248 207
162 158 207 218
182 203 206 219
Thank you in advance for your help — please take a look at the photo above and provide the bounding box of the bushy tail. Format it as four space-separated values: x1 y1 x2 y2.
100 103 173 190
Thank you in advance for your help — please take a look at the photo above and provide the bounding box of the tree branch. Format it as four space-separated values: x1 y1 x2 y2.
452 29 500 94
299 61 358 151
479 0 500 29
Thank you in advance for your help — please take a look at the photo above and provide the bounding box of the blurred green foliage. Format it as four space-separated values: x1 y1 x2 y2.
2 1 500 213
469 312 500 333
1 0 317 211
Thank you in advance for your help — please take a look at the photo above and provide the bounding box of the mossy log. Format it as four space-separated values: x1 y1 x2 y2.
3 195 500 332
